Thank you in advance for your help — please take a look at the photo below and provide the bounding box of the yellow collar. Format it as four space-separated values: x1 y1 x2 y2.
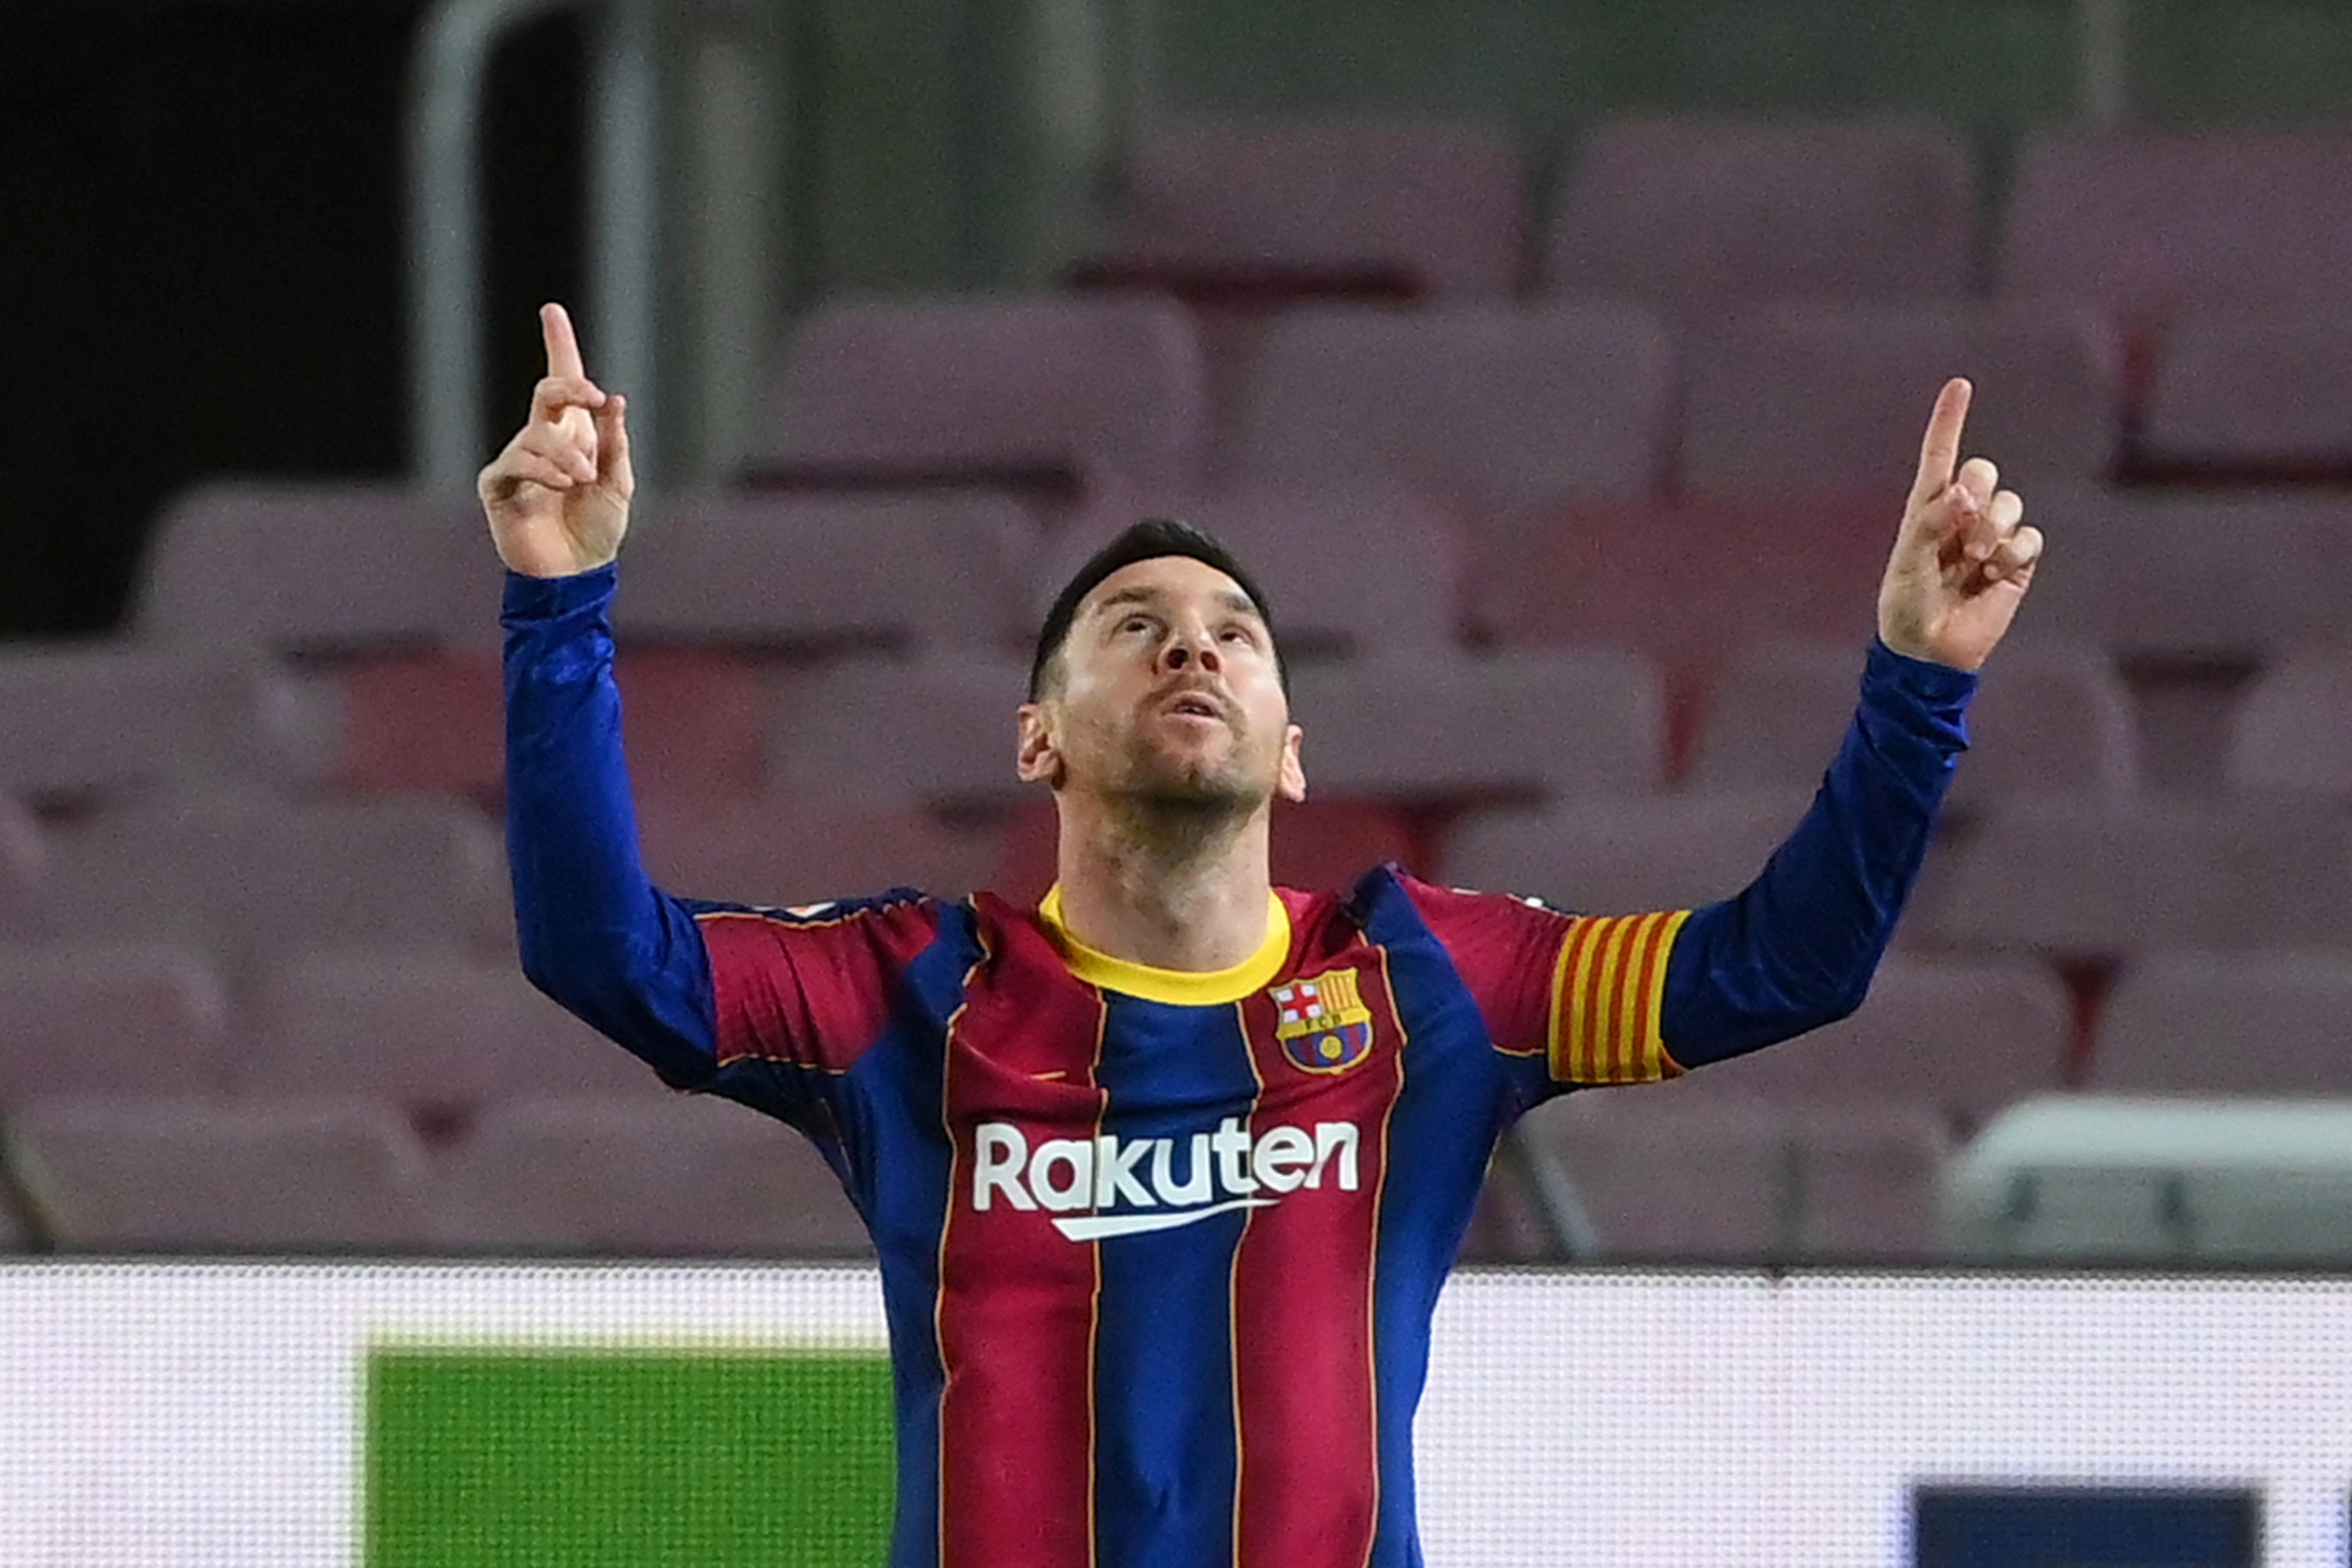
1037 885 1291 1005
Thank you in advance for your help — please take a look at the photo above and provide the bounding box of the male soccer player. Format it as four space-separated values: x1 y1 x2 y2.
487 302 2042 1568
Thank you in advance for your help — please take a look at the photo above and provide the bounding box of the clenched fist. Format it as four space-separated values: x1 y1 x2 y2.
1876 378 2046 672
479 302 635 578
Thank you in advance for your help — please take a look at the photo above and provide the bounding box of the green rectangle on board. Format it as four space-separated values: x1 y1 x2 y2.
365 1348 895 1568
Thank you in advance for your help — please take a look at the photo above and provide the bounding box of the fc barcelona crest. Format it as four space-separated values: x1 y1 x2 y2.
1270 969 1376 1074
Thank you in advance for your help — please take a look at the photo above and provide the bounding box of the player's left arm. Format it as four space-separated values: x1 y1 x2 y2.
1432 380 2041 1091
1657 376 2042 1069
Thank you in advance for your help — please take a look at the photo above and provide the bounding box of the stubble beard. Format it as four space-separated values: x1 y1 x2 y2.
1102 726 1271 859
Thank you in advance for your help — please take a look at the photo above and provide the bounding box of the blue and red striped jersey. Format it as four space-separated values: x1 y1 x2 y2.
502 566 1976 1568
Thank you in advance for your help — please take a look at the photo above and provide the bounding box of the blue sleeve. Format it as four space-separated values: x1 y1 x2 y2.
1660 640 1976 1068
502 565 725 1089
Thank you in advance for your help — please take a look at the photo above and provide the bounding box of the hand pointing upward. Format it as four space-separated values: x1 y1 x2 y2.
1876 378 2045 672
478 302 636 578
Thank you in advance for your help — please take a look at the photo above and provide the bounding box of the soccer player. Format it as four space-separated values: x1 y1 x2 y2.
487 302 2042 1568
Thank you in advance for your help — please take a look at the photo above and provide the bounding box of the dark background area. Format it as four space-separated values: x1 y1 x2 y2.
0 2 584 637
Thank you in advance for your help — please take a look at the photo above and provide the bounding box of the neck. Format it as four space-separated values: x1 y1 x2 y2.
1047 789 1276 972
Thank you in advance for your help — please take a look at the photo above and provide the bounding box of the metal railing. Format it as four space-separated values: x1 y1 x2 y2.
408 0 662 493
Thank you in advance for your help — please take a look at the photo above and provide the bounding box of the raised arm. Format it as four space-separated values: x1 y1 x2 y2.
485 305 718 1087
1661 378 2043 1065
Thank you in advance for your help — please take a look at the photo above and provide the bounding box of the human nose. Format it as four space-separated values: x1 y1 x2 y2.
1160 621 1221 676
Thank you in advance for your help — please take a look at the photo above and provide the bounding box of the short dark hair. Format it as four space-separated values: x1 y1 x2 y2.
1028 517 1282 700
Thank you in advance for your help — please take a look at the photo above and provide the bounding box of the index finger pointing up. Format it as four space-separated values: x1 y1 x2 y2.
1909 376 1974 510
541 301 588 380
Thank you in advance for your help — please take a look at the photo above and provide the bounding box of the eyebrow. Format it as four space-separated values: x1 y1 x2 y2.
1091 584 1263 622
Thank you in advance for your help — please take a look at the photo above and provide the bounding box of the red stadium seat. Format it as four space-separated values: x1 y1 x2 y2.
1288 649 1664 803
44 792 509 959
1474 493 1891 703
637 798 1000 907
324 651 504 797
0 646 307 804
1783 1101 1955 1261
2020 488 2352 664
616 490 1039 653
1440 788 1816 915
2228 650 2352 800
1515 1088 1952 1262
2093 952 2352 1097
0 942 230 1103
1679 303 2120 498
1546 117 1977 314
432 1092 872 1255
2141 308 2352 480
752 296 1210 494
1085 117 1526 300
241 950 655 1105
136 483 486 652
5 1094 436 1249
1229 304 1674 525
1686 957 2073 1130
768 656 1032 810
2000 132 2352 318
1688 639 2138 806
325 647 767 804
1919 800 2352 958
1043 485 1464 658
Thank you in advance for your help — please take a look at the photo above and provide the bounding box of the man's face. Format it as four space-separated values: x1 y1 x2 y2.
1018 555 1305 811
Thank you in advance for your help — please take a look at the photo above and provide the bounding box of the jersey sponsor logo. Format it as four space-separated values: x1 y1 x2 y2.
1271 968 1375 1074
971 1117 1361 1241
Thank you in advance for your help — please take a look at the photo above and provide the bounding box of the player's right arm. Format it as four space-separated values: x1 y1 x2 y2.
485 305 937 1126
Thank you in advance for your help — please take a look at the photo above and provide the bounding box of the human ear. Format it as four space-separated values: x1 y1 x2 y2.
1277 723 1306 803
1016 702 1063 787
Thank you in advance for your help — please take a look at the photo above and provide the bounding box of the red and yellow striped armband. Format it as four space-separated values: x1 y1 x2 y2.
1545 910 1692 1084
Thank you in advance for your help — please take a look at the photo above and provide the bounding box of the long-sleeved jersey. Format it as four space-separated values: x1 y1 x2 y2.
502 564 1976 1568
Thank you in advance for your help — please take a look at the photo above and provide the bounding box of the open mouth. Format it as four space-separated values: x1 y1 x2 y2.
1162 693 1225 721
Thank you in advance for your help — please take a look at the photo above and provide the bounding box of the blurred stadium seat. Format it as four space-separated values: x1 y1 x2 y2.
2141 309 2352 479
241 950 655 1105
637 798 999 907
2000 131 2352 317
1679 304 2119 497
1043 484 1463 657
431 1092 872 1255
1443 788 1814 913
2092 952 2352 1097
615 490 1038 653
136 483 487 652
42 792 509 958
1472 494 1891 702
0 646 310 802
324 646 768 804
1547 117 1976 315
767 656 1031 809
0 942 230 1103
1083 116 1525 299
751 296 1209 494
1688 639 2138 805
1289 648 1665 802
1920 799 2352 957
1229 303 1674 523
2009 488 2352 661
1687 957 2073 1130
1517 1088 1951 1262
6 1094 436 1249
2227 650 2352 799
